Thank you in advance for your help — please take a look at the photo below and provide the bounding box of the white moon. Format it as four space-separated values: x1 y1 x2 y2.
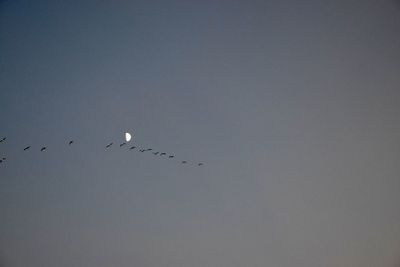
125 132 132 142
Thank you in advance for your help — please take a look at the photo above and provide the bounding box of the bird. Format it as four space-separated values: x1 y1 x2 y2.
146 148 152 151
68 140 74 145
181 161 187 164
198 163 203 166
106 142 113 148
153 151 159 155
23 146 31 151
0 137 6 143
0 159 3 163
2 157 5 160
169 155 174 158
139 149 145 152
129 146 136 150
40 147 47 152
120 142 126 147
160 152 166 156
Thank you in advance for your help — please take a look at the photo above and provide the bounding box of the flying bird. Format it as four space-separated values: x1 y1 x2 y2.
146 148 152 151
181 161 187 164
120 142 126 147
106 142 113 148
0 137 6 143
69 140 74 145
169 155 174 158
153 152 159 155
129 146 136 150
198 163 204 166
139 149 145 152
23 146 31 151
160 152 166 156
40 147 47 152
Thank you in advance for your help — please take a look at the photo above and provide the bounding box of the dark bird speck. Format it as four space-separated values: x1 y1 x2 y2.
106 143 113 148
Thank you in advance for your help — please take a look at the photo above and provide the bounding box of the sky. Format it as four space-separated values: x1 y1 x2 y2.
1 0 400 266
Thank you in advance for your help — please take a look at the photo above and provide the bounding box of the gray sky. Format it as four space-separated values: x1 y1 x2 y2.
1 1 400 266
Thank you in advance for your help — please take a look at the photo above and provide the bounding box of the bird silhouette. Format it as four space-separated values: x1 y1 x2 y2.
120 142 126 147
160 152 166 156
0 137 6 143
69 140 74 145
129 146 136 150
40 147 47 152
23 146 31 151
146 148 152 151
198 163 203 166
106 142 113 148
0 159 3 163
139 149 145 152
153 152 159 155
181 161 187 164
169 155 174 158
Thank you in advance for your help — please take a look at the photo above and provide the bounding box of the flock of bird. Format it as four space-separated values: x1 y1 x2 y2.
0 136 204 166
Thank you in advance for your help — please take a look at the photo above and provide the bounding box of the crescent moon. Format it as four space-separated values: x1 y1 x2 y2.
125 132 132 142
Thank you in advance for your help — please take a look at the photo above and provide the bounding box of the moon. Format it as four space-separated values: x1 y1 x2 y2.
125 132 132 142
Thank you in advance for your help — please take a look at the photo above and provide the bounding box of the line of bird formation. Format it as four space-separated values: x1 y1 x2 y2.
0 136 204 166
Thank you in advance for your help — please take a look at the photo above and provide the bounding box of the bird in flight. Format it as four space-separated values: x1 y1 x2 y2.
0 157 5 163
23 146 31 151
106 143 113 148
181 161 187 164
129 146 136 150
69 140 74 145
120 142 126 147
160 152 166 156
169 155 174 158
0 137 6 143
40 147 47 152
198 163 203 166
153 151 159 155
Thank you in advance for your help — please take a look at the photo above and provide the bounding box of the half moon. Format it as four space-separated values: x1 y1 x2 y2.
125 132 132 142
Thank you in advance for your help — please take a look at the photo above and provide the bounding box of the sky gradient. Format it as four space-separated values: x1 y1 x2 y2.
1 1 400 266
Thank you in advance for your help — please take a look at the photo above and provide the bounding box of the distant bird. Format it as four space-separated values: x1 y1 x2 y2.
0 159 3 163
129 146 136 150
146 148 152 151
160 152 166 156
139 149 145 152
0 157 5 163
2 157 5 160
68 140 74 145
198 163 203 166
106 142 113 148
181 161 187 164
0 137 6 143
153 152 159 155
168 155 174 158
23 146 31 151
120 142 126 147
40 147 47 152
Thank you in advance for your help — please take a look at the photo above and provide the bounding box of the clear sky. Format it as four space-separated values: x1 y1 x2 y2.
1 1 400 266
